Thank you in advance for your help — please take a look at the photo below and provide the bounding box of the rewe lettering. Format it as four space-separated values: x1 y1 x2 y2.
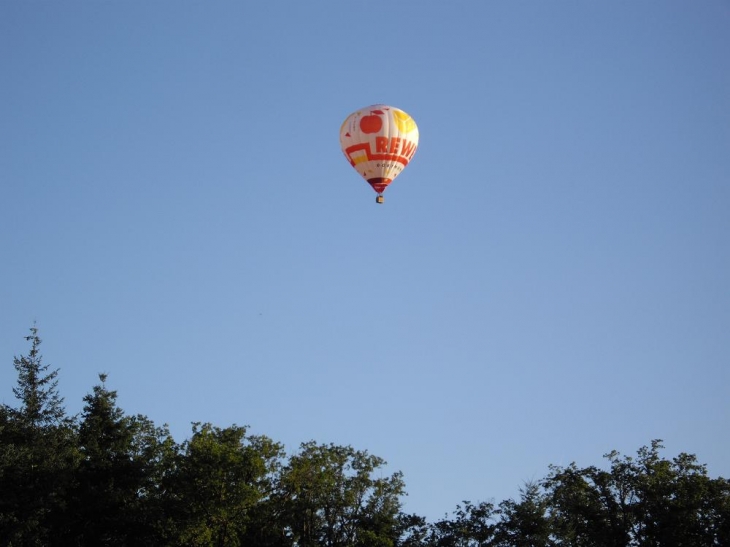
375 137 418 161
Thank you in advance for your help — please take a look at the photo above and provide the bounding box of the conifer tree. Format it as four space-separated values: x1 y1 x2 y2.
0 326 77 546
64 373 160 545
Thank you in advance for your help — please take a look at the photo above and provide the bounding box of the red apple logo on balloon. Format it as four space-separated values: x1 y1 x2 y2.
360 110 384 133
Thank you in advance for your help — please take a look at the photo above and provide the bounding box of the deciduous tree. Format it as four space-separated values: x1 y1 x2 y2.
543 440 730 546
277 441 406 547
164 422 284 547
495 482 552 547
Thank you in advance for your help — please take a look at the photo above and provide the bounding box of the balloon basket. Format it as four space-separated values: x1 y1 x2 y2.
375 195 384 204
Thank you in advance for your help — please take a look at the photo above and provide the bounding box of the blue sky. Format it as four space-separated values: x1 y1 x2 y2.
2 1 729 520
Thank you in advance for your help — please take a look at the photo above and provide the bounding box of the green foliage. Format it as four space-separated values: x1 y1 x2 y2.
0 328 78 546
9 327 67 430
429 500 497 547
163 422 285 547
543 440 730 546
395 514 431 547
61 374 173 545
495 482 552 547
2 327 730 546
277 441 406 547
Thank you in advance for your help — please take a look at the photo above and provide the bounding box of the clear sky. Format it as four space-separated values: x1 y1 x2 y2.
2 1 729 521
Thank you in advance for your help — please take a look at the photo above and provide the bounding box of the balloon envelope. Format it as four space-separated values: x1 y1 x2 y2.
339 105 419 195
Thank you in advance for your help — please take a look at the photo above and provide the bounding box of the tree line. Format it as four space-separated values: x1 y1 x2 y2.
1 328 729 546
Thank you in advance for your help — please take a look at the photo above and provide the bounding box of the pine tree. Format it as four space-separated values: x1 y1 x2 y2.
10 326 67 430
64 374 157 545
0 326 78 546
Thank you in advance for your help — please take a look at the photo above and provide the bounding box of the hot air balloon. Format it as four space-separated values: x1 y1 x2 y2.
340 104 419 204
